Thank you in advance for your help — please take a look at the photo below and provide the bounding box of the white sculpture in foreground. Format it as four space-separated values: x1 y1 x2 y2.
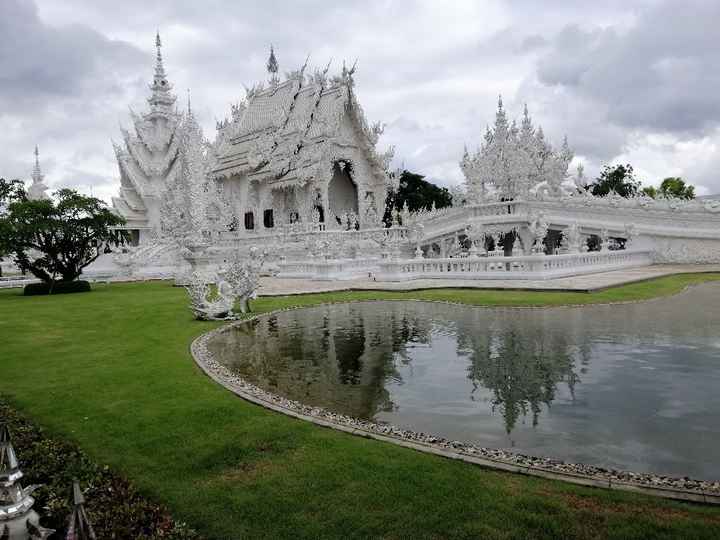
185 247 265 320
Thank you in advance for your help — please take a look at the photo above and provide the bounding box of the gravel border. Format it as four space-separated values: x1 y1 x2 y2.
190 299 720 505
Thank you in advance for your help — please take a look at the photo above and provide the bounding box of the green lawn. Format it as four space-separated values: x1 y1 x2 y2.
2 274 720 539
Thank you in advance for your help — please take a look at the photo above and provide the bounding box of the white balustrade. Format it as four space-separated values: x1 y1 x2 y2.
375 249 653 281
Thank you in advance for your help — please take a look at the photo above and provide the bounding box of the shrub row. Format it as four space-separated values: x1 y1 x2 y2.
0 398 202 539
24 280 91 296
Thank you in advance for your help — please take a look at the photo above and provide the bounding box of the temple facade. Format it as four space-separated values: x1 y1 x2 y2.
212 49 391 233
100 35 720 283
112 36 392 247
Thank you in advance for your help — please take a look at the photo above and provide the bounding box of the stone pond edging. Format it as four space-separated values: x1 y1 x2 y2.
189 299 720 505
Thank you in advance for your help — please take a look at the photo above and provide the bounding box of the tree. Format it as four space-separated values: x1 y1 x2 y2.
0 178 26 277
589 164 641 198
0 181 127 285
641 177 695 200
659 177 695 199
642 185 658 199
383 170 452 226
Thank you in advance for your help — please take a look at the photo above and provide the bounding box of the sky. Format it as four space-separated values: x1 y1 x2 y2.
1 0 719 203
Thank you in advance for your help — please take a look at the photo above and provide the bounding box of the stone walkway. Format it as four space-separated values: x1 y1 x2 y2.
257 264 720 296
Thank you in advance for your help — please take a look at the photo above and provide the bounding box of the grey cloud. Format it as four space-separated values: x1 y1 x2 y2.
0 0 144 110
60 167 113 189
2 0 719 198
516 35 547 53
535 1 720 136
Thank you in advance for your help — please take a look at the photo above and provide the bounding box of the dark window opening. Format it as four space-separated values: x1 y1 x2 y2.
244 212 255 230
263 209 274 228
314 205 325 223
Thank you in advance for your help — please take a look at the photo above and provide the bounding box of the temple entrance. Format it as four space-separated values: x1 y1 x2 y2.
328 162 358 220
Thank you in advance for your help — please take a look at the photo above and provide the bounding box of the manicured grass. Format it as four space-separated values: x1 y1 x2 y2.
2 274 720 539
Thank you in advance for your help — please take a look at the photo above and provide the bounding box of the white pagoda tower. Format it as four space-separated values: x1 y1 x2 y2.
112 32 183 244
26 147 49 201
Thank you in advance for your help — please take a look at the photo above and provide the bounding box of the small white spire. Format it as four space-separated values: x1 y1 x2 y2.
156 30 163 66
148 31 176 112
267 45 279 86
32 145 43 183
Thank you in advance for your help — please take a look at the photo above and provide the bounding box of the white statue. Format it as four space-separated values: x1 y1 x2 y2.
565 222 583 254
185 246 265 320
185 272 236 320
528 213 549 255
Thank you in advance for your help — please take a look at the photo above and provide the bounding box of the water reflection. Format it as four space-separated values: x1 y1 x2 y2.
212 303 587 435
462 326 580 434
207 283 720 478
216 304 438 419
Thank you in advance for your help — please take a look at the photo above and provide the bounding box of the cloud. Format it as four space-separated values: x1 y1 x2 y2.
535 2 720 136
0 0 144 109
1 0 719 202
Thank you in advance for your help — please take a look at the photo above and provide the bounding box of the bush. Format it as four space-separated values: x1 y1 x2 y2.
24 280 91 296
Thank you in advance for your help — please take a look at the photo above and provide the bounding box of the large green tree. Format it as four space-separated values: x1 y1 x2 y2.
659 177 695 199
384 170 452 226
0 179 27 277
642 177 695 200
0 180 127 284
589 164 641 198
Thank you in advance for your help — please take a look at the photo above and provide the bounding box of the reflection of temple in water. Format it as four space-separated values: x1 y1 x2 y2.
453 310 582 435
210 301 587 431
209 289 720 438
206 288 720 480
210 302 434 419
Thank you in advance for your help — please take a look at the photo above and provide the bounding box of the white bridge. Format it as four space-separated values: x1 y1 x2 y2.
272 195 720 281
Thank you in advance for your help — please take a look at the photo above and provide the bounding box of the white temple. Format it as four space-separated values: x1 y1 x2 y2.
112 35 391 250
98 35 720 281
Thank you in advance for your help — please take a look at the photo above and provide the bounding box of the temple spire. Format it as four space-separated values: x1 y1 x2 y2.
155 31 165 79
148 31 175 114
27 146 49 201
267 45 279 86
31 146 43 184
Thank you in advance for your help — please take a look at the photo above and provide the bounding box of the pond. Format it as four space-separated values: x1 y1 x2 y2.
206 283 720 480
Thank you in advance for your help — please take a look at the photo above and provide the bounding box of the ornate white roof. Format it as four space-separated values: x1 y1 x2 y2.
213 56 392 190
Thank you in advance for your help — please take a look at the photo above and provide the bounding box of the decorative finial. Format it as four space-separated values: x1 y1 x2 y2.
66 481 97 540
267 45 278 75
31 145 44 185
187 88 191 114
156 30 162 60
498 94 503 110
153 30 167 82
0 425 55 538
267 45 279 86
148 30 175 111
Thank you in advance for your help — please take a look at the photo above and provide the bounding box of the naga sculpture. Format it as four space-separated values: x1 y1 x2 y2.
185 247 265 320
